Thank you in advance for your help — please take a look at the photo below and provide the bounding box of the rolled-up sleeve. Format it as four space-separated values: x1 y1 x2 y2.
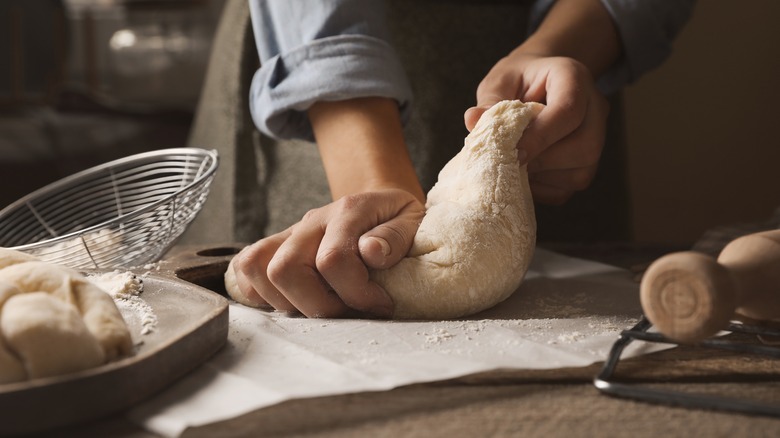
530 0 696 94
248 0 412 141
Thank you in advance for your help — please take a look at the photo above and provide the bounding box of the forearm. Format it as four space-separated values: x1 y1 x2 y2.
520 0 622 78
308 97 425 202
248 0 413 141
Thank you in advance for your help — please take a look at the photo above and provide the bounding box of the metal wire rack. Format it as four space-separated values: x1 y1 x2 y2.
0 148 218 269
595 316 780 417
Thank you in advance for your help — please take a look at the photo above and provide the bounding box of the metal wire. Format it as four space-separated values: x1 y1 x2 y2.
0 148 218 269
594 316 780 417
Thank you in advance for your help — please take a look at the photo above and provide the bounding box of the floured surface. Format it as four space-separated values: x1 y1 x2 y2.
87 271 158 340
128 249 668 438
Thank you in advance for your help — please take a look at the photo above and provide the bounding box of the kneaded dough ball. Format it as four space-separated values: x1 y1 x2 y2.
1 292 105 379
371 100 543 319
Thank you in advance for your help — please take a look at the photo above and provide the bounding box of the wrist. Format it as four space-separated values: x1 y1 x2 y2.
520 0 621 78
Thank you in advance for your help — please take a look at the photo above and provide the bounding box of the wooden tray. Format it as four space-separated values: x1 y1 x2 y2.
0 250 233 436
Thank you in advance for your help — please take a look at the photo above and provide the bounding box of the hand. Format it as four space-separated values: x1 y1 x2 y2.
465 53 610 205
229 189 425 318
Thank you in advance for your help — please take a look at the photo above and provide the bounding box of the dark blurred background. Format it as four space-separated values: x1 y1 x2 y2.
0 0 224 209
1 0 779 246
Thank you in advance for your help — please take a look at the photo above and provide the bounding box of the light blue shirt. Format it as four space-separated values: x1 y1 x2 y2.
249 0 695 141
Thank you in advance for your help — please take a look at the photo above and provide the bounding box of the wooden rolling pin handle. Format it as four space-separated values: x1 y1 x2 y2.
640 229 780 343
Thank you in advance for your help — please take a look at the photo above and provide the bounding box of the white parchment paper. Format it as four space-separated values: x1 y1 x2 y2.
128 249 661 437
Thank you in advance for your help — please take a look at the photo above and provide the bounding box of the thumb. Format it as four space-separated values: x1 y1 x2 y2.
359 215 420 270
465 71 519 131
464 104 492 132
465 93 506 132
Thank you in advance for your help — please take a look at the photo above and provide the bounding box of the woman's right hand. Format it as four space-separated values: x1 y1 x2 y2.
229 188 425 318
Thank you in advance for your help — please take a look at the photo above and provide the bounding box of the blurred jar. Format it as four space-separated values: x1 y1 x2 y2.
106 0 218 111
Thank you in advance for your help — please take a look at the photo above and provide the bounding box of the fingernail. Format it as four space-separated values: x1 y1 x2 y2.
372 237 391 256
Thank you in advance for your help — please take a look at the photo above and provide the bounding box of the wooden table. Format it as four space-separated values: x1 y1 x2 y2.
32 244 780 437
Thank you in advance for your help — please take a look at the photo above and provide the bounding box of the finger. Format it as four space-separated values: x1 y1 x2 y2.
527 93 608 173
267 214 351 318
317 236 394 318
234 231 297 312
529 179 575 206
527 133 602 173
464 104 490 132
526 125 603 174
529 165 598 193
466 60 525 131
475 61 523 109
228 257 269 308
358 195 424 269
317 198 400 317
517 61 591 163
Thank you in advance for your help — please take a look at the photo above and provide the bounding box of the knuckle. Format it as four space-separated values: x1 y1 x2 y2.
236 244 270 277
234 252 256 277
557 94 580 117
574 62 591 80
300 208 321 224
560 57 590 79
315 245 348 274
265 254 296 288
335 193 368 212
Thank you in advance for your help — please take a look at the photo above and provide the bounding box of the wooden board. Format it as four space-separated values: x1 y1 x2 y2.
0 272 229 436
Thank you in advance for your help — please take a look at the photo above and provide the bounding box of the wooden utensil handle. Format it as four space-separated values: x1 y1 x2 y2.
640 229 780 343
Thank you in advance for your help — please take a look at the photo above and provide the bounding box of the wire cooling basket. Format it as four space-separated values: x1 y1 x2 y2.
0 148 218 269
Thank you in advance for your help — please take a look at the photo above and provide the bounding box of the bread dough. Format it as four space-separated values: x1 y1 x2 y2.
0 261 133 361
222 100 542 319
0 248 133 383
0 283 26 383
1 292 105 379
0 248 37 270
224 259 242 303
371 100 543 319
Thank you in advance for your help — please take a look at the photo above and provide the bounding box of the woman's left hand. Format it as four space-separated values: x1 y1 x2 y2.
465 52 610 205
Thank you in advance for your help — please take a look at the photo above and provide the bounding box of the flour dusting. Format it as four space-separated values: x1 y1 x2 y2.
87 271 158 337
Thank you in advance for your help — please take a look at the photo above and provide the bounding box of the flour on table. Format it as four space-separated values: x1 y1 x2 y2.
87 271 158 337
